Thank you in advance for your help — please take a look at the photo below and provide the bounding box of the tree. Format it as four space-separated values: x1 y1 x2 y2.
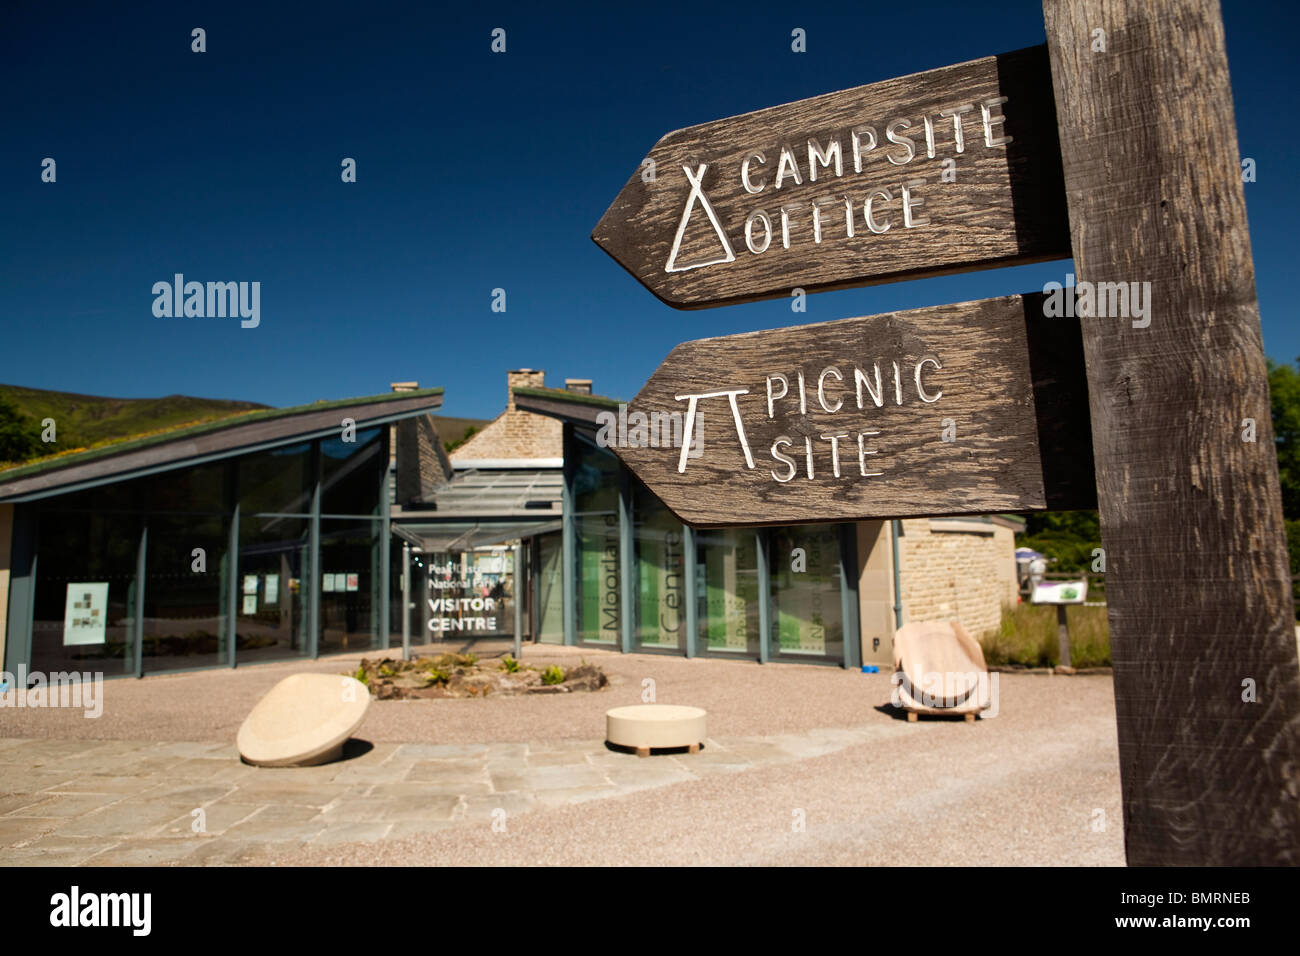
0 394 43 464
1268 358 1300 518
1267 358 1300 612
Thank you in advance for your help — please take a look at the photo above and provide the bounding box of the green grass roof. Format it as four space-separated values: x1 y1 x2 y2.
512 385 623 408
0 388 443 482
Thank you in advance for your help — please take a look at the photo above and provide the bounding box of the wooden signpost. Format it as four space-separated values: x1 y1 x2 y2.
593 46 1070 308
595 0 1300 866
616 293 1094 526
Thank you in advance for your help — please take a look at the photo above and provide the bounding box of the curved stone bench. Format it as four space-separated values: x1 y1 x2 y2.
606 704 707 757
892 620 990 721
238 673 371 767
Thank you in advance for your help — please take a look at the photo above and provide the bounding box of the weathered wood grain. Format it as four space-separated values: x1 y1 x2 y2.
1045 0 1300 864
593 46 1071 309
612 293 1094 526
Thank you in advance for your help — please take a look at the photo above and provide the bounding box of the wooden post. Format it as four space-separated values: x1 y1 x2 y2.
1045 0 1300 863
1056 604 1071 670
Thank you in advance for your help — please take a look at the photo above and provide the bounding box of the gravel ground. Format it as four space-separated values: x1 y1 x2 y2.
0 643 1125 865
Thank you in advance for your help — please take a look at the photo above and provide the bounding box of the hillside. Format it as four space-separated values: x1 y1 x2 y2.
0 384 270 453
0 384 488 464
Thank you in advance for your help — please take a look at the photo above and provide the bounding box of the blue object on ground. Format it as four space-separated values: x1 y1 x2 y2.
860 665 879 674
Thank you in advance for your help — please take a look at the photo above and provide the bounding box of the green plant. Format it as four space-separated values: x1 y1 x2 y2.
378 664 395 678
352 666 369 686
980 602 1111 668
431 652 477 669
425 667 450 685
541 664 566 686
500 655 520 673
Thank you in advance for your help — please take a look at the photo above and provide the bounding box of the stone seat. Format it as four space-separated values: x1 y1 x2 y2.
891 620 990 721
238 673 371 767
606 704 707 756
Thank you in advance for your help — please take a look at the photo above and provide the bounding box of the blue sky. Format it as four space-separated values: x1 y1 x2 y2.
2 0 1297 420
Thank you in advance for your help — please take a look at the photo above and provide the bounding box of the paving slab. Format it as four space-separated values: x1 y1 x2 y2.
0 816 64 847
490 765 612 792
393 743 490 761
82 838 202 867
6 792 128 818
0 792 53 815
54 800 200 839
156 803 261 836
321 794 461 823
42 774 165 796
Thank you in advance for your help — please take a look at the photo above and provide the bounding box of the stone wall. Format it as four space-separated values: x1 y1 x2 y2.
897 518 1019 639
449 369 562 462
395 414 451 505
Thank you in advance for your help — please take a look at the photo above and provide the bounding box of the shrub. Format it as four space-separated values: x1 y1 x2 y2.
540 664 565 685
500 655 520 673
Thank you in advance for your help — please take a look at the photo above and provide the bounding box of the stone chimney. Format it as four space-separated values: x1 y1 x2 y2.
564 378 593 395
506 369 546 410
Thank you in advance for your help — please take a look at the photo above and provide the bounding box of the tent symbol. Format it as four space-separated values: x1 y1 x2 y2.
664 163 736 274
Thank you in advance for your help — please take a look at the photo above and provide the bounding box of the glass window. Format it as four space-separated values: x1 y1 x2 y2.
238 442 313 515
133 463 229 514
769 524 845 661
696 528 759 657
571 435 622 646
141 513 229 673
236 515 310 663
573 440 620 513
388 538 406 649
576 512 620 644
318 519 381 655
535 532 564 644
34 479 142 515
321 428 385 516
633 481 685 651
417 548 514 643
29 510 140 676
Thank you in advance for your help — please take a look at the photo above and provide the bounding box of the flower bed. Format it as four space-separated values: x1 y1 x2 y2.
350 653 608 700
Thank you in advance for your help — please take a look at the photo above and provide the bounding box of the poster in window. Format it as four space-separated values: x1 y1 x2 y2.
63 582 108 646
242 594 258 614
242 574 258 595
264 574 279 604
346 573 359 592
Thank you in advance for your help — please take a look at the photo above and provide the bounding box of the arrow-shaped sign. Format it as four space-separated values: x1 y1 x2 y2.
607 293 1094 526
593 46 1070 309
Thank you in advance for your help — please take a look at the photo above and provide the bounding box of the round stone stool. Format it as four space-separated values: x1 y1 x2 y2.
238 673 370 767
606 704 707 757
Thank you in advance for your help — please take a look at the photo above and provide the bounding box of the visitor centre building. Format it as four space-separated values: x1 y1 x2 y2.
0 370 1022 681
